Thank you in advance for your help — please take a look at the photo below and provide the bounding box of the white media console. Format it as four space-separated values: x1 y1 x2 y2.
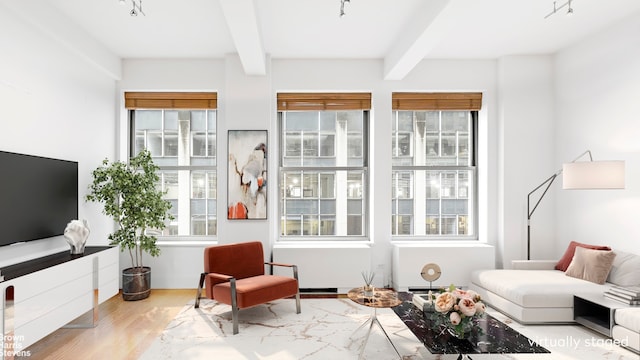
1 246 119 357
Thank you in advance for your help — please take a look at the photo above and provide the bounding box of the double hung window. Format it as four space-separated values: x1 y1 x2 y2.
125 92 218 238
391 93 481 238
278 93 370 239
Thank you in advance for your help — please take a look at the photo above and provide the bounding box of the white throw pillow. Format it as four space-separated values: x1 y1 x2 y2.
606 250 640 286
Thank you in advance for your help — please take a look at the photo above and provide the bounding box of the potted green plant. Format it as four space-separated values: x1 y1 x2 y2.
86 150 173 301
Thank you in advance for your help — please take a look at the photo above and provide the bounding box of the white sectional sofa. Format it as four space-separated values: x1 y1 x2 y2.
469 248 640 353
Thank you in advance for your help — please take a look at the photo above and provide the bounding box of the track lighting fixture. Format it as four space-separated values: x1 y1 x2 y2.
119 0 145 17
339 0 350 18
544 0 574 19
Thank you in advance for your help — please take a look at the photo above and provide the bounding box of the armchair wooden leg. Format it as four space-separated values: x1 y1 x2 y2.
195 272 206 309
295 291 301 314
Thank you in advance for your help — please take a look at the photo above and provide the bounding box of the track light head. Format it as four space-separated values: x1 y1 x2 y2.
119 0 145 16
339 0 350 18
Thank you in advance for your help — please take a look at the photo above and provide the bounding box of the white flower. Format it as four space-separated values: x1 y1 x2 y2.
466 289 479 300
475 301 486 314
458 298 477 317
434 292 456 313
450 311 461 325
451 288 469 298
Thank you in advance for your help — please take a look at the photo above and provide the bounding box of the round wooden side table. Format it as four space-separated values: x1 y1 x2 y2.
347 287 403 359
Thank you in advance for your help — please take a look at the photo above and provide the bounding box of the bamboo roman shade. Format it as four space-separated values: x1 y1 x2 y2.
392 92 482 111
124 92 217 109
277 93 371 111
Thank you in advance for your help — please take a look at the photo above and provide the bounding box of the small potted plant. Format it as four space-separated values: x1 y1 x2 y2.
86 150 173 301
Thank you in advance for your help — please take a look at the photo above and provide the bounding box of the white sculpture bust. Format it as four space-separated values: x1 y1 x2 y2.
64 219 90 255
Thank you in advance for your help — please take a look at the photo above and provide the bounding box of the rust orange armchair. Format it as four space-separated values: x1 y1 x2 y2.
194 241 301 334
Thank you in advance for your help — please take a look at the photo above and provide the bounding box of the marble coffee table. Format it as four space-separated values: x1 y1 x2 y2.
393 292 550 357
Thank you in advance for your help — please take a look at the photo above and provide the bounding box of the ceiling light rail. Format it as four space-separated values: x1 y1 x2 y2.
545 0 574 19
119 0 145 17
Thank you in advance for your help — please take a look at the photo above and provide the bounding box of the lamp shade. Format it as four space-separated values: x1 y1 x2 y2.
562 161 625 189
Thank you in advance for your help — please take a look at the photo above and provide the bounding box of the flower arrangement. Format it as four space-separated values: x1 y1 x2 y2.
428 284 486 338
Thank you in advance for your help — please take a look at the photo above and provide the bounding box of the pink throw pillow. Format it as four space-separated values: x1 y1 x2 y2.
555 241 611 271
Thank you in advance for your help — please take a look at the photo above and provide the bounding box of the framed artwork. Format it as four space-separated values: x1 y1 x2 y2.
228 130 267 220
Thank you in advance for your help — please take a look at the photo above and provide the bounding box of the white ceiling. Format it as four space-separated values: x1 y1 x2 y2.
35 0 640 77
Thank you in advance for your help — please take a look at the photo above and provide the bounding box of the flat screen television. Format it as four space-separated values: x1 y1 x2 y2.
0 151 78 247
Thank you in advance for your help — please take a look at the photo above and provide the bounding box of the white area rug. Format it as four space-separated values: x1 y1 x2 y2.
140 298 426 359
141 298 639 360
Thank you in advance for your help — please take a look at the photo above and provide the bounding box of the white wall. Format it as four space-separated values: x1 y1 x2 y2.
497 56 555 264
0 6 116 267
554 12 640 254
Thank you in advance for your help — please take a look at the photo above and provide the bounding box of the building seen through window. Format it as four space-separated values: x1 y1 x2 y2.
280 109 368 238
392 109 477 238
131 108 217 237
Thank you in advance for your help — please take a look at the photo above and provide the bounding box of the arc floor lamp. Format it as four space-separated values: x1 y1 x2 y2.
526 150 625 260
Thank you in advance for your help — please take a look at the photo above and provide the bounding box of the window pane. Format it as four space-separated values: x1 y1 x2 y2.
135 110 162 130
303 173 318 198
284 173 302 198
348 135 363 158
192 173 206 198
320 174 335 198
147 132 162 156
347 215 362 235
192 133 207 156
426 216 439 234
303 215 317 235
135 132 145 155
191 215 206 235
392 171 412 199
164 111 178 130
320 112 335 131
303 134 318 157
285 133 301 157
208 172 217 198
191 199 205 214
343 111 363 131
285 112 318 131
397 199 413 214
393 215 413 235
320 199 335 214
442 217 457 235
164 132 178 156
208 135 216 158
207 110 216 131
319 216 335 235
346 199 361 215
191 110 206 131
347 172 363 198
320 134 335 157
397 112 413 131
162 172 179 199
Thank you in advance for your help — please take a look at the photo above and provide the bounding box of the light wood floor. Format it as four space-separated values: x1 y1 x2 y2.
19 289 195 360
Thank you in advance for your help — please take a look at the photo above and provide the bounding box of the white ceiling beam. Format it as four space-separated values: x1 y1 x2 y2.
0 0 121 80
383 0 454 80
219 0 266 76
